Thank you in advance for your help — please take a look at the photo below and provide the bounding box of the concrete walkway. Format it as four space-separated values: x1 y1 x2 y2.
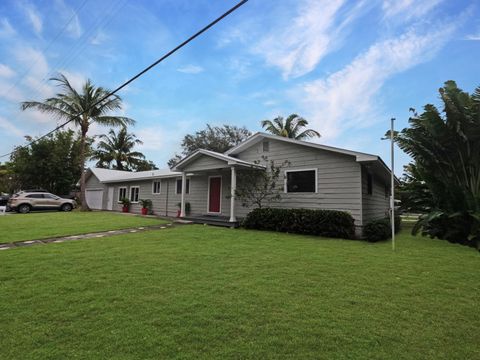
0 222 178 251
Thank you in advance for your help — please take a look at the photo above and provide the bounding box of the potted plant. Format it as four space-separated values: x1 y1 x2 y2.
176 202 191 217
120 197 131 213
139 199 153 215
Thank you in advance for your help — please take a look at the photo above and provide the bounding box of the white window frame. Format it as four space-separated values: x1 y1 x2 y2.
118 187 127 202
284 168 318 193
130 186 140 203
152 180 161 194
175 178 190 195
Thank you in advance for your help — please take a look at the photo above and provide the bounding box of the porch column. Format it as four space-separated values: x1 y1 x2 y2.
180 172 186 217
229 166 237 222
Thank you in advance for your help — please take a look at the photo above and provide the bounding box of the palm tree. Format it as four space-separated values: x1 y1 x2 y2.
261 114 320 140
92 127 145 171
21 73 134 210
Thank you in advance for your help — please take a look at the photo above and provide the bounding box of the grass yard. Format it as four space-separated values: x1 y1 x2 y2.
0 211 168 243
0 225 479 359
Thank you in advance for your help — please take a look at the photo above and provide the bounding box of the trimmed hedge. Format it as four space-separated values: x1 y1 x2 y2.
243 208 356 239
364 215 402 242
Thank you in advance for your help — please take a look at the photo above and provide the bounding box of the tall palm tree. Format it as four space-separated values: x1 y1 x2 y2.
261 114 320 140
92 127 145 171
21 73 134 210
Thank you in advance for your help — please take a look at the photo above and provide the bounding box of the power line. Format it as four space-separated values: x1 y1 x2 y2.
0 0 90 101
1 0 248 159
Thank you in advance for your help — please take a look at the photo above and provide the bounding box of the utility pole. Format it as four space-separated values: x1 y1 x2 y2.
390 118 395 251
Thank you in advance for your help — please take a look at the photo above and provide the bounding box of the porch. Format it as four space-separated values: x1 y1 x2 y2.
174 149 265 224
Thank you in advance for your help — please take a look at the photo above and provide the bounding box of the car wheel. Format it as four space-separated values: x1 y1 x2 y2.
18 204 31 214
61 203 73 212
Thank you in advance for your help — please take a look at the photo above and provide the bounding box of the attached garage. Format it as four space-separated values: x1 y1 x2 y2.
85 189 104 210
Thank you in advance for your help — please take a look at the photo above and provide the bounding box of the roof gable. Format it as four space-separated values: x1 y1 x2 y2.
174 149 265 171
225 132 378 162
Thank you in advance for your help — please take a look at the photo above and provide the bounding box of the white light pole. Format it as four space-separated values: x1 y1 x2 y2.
390 118 395 251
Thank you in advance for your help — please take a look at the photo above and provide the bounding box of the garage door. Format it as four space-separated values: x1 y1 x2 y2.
85 189 103 210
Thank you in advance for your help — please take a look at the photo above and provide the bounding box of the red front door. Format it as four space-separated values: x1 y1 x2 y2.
208 177 221 213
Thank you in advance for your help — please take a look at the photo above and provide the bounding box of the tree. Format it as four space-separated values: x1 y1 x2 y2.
261 114 320 140
8 130 89 195
396 163 434 214
168 124 251 168
234 157 289 209
0 162 14 193
91 127 147 171
393 81 480 249
21 73 134 210
133 159 158 171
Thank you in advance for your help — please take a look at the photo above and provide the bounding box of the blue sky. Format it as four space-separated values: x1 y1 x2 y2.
0 0 478 174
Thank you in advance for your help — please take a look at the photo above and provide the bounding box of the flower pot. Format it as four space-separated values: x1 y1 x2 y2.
176 209 181 218
141 207 148 215
122 206 129 213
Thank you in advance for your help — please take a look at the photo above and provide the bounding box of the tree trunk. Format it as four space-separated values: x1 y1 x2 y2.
79 123 89 211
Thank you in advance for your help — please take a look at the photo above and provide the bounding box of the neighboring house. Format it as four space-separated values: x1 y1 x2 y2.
85 132 397 235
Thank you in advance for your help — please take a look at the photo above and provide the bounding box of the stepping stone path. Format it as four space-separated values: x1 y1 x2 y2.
0 223 176 251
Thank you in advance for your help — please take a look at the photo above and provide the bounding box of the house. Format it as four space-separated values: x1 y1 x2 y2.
85 133 396 235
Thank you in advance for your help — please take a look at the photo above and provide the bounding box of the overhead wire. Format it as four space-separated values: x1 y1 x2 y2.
0 0 90 101
0 0 249 159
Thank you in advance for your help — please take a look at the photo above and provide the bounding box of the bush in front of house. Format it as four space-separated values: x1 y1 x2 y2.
364 215 402 242
243 208 356 239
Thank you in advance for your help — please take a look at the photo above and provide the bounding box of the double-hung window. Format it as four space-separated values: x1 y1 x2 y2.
285 169 317 193
176 179 190 194
152 181 161 194
130 186 139 203
118 187 127 202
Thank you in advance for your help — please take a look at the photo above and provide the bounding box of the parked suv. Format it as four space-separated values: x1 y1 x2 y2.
8 191 76 214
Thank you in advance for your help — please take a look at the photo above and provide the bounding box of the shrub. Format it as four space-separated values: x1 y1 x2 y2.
243 208 356 239
364 215 402 242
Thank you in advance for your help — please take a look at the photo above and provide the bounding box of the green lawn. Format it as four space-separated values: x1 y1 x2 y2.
0 211 168 243
0 225 478 359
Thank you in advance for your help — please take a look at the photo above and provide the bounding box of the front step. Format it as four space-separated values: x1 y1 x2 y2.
182 215 240 228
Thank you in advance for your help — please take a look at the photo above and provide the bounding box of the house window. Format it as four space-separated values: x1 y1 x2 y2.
367 174 373 195
263 140 269 152
285 169 317 193
152 181 161 194
118 187 127 202
176 178 190 194
130 186 139 203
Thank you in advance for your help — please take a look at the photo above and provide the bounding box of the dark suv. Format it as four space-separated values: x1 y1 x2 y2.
8 191 76 213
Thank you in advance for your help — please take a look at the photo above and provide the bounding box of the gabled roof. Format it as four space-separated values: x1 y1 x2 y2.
86 167 181 184
174 149 265 171
224 132 399 184
226 132 379 161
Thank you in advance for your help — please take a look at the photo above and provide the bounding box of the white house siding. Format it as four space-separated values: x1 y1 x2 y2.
85 174 108 210
233 138 363 226
110 178 182 216
361 165 390 225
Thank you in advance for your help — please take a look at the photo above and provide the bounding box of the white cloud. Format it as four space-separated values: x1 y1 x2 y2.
176 65 204 74
54 0 83 38
0 18 16 37
297 24 456 140
252 0 367 79
465 33 480 40
0 64 15 78
58 70 87 91
13 46 48 78
0 80 24 102
21 2 43 35
382 0 443 20
90 31 108 45
0 116 24 137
